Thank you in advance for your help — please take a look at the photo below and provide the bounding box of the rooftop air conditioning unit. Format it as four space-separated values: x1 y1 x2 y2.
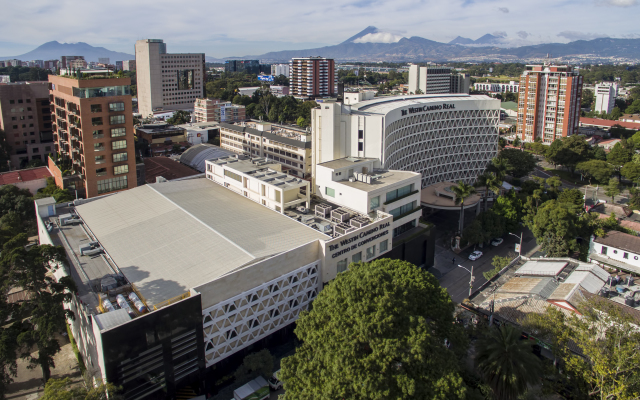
301 215 315 224
331 208 350 223
335 222 355 236
315 203 332 218
350 216 369 229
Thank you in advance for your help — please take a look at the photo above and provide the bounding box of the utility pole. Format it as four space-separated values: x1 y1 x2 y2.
458 264 475 298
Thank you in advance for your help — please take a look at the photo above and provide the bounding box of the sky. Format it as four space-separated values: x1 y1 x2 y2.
0 0 639 58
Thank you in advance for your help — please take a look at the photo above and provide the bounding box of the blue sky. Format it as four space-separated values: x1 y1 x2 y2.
0 0 638 58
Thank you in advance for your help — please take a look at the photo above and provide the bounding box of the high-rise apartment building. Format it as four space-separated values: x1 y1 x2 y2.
193 98 245 123
594 82 618 114
0 82 55 168
135 39 205 117
450 74 471 94
225 60 260 74
408 65 456 94
59 56 85 69
271 64 290 78
49 75 137 198
289 57 336 98
516 64 583 143
122 60 136 71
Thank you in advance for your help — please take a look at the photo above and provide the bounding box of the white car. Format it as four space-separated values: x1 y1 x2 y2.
469 250 483 261
491 238 504 246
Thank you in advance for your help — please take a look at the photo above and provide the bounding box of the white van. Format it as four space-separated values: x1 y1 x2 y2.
268 370 282 390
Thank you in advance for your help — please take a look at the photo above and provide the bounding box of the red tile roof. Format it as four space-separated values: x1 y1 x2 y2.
143 157 200 184
580 117 640 130
0 167 52 185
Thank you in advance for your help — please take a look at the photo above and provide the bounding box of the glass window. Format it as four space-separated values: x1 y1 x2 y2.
352 252 361 263
72 85 131 99
325 187 335 197
111 127 126 137
90 104 102 113
9 100 14 104
113 152 128 163
366 246 376 260
386 184 414 202
114 165 129 175
337 259 348 273
224 169 242 182
380 240 388 253
109 102 125 112
94 143 105 151
358 142 364 151
112 140 127 150
96 167 107 176
370 196 380 210
93 130 104 139
110 115 125 125
91 117 102 126
389 201 417 218
358 129 364 139
95 155 105 164
97 176 128 194
177 69 195 90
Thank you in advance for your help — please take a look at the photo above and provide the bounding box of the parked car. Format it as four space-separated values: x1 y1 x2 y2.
491 238 504 246
469 250 483 261
268 370 282 390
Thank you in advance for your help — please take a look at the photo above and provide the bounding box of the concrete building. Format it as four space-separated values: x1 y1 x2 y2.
5 59 21 67
135 39 205 117
311 95 500 188
219 122 312 178
408 65 456 94
44 60 58 70
121 60 136 71
68 59 88 69
594 82 618 114
474 81 520 93
193 98 246 123
37 174 394 398
225 60 260 74
60 56 85 69
49 74 137 198
0 76 10 83
289 57 336 98
343 90 376 105
0 166 52 194
589 231 640 275
271 63 290 78
0 81 55 168
98 58 110 65
516 64 583 143
450 74 471 94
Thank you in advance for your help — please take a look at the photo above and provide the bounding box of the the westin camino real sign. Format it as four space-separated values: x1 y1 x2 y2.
401 103 455 116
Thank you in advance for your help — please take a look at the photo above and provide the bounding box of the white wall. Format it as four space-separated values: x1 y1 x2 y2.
591 241 640 269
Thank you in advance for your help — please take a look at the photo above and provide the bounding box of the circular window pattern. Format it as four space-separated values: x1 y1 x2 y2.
613 250 618 254
635 256 638 260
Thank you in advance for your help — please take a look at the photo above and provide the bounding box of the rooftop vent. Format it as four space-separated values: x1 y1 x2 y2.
350 216 369 228
331 208 350 223
335 222 355 236
315 203 332 218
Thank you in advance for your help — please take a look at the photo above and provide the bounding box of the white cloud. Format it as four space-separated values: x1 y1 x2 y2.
557 31 609 41
493 31 507 38
598 0 638 6
517 31 530 39
353 32 404 43
498 7 509 13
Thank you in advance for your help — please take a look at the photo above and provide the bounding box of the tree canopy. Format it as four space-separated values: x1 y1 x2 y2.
498 149 535 178
279 259 467 400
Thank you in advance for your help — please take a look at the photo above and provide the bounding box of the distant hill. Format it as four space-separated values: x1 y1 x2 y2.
0 41 134 63
248 28 640 62
449 36 475 45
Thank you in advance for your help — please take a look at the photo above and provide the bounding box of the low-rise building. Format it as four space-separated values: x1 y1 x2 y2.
193 98 245 123
474 81 520 93
135 123 187 146
579 117 640 132
589 231 640 275
0 166 52 194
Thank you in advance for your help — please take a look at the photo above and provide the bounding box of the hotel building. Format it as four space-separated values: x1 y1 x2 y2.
516 64 583 143
289 57 336 98
135 39 205 117
594 82 618 115
193 98 246 123
48 75 137 198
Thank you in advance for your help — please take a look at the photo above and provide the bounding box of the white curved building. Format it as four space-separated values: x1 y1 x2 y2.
311 95 500 188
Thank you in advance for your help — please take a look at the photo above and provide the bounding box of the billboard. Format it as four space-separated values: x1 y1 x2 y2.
258 75 274 82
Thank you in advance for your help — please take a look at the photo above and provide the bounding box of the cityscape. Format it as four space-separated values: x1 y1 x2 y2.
1 3 640 400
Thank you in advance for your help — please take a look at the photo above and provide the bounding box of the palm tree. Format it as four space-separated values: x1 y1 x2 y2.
489 157 511 181
476 172 502 212
451 181 476 234
475 324 543 400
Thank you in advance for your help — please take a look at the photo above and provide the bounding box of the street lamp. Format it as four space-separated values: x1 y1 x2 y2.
509 232 523 256
458 264 475 298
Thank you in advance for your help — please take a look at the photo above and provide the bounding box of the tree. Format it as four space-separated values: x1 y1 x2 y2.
604 178 621 204
475 172 501 212
621 161 640 185
3 241 77 383
607 142 633 171
488 157 510 181
234 349 274 383
576 160 614 185
531 200 582 257
475 324 543 400
557 188 584 207
544 139 563 168
166 110 191 125
554 136 591 174
498 149 535 178
451 181 477 234
279 259 467 400
34 178 74 203
0 294 18 400
591 145 607 161
492 190 523 233
41 376 122 400
581 88 594 108
545 176 562 194
512 136 521 148
524 297 640 399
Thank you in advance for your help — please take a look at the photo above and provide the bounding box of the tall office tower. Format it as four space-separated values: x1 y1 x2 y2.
289 57 336 98
0 82 55 168
408 65 454 94
59 56 85 69
594 82 618 114
122 60 136 71
49 75 137 198
135 39 205 117
224 60 260 74
271 64 290 78
516 64 583 143
450 74 471 94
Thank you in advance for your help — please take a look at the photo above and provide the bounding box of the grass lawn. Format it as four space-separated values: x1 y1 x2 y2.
542 167 586 186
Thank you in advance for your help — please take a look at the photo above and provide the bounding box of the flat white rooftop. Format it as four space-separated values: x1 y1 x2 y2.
351 94 496 114
75 178 328 307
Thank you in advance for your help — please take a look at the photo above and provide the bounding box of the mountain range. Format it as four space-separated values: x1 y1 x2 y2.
0 41 134 63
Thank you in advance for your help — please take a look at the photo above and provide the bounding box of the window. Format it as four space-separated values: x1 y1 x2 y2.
90 104 102 113
109 115 125 125
91 117 102 126
325 187 335 197
358 129 364 139
94 143 105 151
95 155 105 164
358 142 364 151
366 245 376 260
96 168 107 176
352 252 362 263
601 246 608 255
113 152 128 163
109 102 125 112
386 184 414 202
92 130 104 139
624 252 629 259
380 240 388 253
389 201 417 219
114 165 129 175
224 169 242 182
111 140 127 150
9 100 14 104
370 196 380 210
337 259 348 273
111 127 126 137
97 176 128 194
393 220 416 237
32 147 39 153
17 100 22 104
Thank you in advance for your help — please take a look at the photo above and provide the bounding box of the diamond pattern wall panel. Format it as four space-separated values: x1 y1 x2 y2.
201 261 320 367
383 109 499 187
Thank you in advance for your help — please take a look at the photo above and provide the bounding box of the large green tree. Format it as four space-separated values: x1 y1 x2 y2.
279 259 467 400
492 190 523 233
607 142 634 173
604 178 621 204
530 200 583 257
40 376 121 400
166 110 191 125
475 172 501 212
576 160 614 185
621 161 640 185
451 181 477 234
498 149 536 178
553 136 591 174
475 324 543 400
